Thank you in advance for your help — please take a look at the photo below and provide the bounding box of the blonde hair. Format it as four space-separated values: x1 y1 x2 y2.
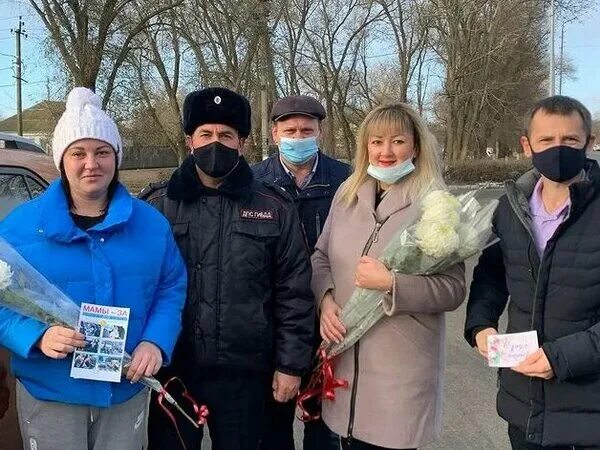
339 103 445 205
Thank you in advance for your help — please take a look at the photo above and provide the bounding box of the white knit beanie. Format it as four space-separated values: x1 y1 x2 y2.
52 87 123 170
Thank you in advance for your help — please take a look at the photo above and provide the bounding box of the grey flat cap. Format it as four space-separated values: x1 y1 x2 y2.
271 95 326 121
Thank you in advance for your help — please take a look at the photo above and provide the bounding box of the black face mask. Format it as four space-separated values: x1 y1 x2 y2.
192 141 240 178
530 141 587 183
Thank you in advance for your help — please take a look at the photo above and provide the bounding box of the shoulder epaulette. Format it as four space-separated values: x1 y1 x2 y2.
138 180 168 201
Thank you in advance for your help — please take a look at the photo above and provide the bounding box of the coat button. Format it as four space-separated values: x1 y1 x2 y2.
201 198 207 204
528 434 534 439
195 263 202 270
99 238 105 243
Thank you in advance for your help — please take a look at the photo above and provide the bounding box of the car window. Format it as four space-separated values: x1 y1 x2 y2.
0 174 33 220
14 141 45 154
25 176 45 198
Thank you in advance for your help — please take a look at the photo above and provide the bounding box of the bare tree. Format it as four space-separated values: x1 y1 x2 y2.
29 0 183 106
430 0 547 161
376 0 430 103
272 0 311 95
126 10 190 162
177 0 262 90
291 0 382 158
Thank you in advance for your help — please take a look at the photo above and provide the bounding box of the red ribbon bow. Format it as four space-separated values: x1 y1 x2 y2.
157 377 209 450
297 348 349 422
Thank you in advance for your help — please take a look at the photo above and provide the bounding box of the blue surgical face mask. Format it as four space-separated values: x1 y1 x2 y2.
279 136 319 164
367 156 415 184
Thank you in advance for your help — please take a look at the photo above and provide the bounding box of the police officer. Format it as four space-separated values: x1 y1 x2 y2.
143 87 315 450
253 96 350 449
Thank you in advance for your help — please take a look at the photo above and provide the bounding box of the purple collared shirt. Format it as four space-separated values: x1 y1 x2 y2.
529 178 570 255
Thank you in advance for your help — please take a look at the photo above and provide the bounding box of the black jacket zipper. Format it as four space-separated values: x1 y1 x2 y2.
506 183 543 440
215 196 224 357
346 216 387 442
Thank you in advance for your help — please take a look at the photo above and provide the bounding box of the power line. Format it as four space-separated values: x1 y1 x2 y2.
0 80 48 88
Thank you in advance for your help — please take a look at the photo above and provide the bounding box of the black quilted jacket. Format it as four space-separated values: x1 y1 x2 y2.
141 156 315 376
465 160 600 446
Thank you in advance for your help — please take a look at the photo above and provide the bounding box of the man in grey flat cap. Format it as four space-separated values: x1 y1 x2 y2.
253 95 350 450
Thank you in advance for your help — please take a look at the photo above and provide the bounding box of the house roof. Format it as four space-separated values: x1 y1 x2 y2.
0 100 65 134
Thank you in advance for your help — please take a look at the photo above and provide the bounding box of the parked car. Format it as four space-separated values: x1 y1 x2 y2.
0 149 57 220
0 149 57 450
0 132 45 154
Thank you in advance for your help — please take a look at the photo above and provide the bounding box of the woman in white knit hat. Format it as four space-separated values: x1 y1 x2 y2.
0 87 187 449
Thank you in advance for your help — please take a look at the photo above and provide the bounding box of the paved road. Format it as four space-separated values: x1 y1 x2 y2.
201 188 510 449
423 258 509 450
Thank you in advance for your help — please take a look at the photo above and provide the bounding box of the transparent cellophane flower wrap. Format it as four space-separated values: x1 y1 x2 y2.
324 189 499 359
0 236 205 430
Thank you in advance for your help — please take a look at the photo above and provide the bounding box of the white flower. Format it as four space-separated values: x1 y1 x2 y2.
0 260 14 291
421 204 460 227
421 190 461 212
420 189 462 227
414 221 460 258
457 224 480 258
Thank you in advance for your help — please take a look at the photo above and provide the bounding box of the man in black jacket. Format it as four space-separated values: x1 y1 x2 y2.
252 95 350 450
142 87 315 450
465 96 600 449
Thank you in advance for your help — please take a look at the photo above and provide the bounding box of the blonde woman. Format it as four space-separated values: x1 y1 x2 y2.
312 103 466 450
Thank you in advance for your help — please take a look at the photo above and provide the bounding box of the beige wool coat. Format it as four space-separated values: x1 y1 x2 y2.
311 178 466 449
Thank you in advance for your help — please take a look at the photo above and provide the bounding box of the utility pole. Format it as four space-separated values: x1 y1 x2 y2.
258 0 271 161
260 85 269 160
11 17 26 136
548 0 555 96
558 16 577 95
559 21 565 95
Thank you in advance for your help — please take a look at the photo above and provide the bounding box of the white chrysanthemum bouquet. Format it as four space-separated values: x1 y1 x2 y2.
327 189 498 358
298 189 498 420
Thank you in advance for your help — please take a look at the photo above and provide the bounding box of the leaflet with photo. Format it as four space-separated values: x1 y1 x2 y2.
70 302 130 382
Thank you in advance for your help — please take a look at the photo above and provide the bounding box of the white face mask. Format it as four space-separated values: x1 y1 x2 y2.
367 156 415 184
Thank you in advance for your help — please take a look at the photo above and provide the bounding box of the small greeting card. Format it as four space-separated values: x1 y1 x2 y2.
487 331 539 368
70 303 130 382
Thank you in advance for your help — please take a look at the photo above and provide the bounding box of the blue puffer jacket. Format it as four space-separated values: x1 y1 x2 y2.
0 180 187 408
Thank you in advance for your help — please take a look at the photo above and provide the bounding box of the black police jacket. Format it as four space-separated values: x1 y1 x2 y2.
252 151 351 252
140 156 315 376
465 160 600 446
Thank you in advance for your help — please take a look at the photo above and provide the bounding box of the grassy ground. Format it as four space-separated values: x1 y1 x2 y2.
120 167 176 194
120 157 539 194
